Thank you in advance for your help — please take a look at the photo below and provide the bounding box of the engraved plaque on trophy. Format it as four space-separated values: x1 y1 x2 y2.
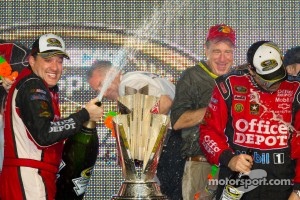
111 93 169 199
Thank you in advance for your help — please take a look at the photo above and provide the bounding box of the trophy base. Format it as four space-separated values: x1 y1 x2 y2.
111 181 168 200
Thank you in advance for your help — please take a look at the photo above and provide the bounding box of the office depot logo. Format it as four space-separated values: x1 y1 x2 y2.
202 135 221 155
233 119 289 149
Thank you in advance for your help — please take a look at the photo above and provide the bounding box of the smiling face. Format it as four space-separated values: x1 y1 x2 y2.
205 39 235 76
29 54 64 88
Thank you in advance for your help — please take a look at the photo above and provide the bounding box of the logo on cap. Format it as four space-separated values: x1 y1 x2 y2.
206 24 236 45
218 25 232 34
260 59 279 71
46 38 63 48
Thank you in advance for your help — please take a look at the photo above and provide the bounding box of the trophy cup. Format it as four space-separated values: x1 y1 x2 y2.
111 93 170 199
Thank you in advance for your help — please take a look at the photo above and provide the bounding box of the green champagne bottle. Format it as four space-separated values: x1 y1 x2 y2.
55 120 99 200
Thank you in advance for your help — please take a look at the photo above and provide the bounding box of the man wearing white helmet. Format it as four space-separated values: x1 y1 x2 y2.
199 41 300 199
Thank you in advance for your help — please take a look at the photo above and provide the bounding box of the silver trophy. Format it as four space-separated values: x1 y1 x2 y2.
112 93 170 199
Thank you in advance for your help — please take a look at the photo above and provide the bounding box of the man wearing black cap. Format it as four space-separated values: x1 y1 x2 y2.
199 41 300 199
0 33 104 200
284 46 300 79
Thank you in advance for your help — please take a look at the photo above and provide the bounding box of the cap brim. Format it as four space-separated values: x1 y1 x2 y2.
38 51 70 59
258 66 286 83
207 36 235 46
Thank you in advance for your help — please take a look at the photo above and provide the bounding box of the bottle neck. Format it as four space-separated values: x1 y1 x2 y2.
81 121 97 135
83 121 96 129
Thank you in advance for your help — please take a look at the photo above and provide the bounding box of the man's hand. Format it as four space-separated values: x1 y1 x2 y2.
84 98 104 122
289 191 300 200
2 77 14 92
173 107 207 130
158 95 173 114
228 154 253 173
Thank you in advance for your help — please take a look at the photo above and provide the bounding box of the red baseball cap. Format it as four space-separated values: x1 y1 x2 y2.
206 24 236 46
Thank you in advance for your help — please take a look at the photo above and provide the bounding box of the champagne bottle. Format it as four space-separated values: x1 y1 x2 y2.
55 120 99 200
220 149 253 200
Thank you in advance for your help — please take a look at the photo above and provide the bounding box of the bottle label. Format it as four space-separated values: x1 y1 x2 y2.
81 126 96 135
221 185 244 200
72 167 93 196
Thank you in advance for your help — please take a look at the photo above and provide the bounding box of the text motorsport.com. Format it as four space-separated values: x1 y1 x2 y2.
208 169 292 192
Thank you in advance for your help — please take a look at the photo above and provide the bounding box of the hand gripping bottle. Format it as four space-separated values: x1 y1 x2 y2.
220 149 253 200
55 119 100 199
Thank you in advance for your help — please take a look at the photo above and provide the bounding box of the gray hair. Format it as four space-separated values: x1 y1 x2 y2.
205 37 235 48
86 60 112 79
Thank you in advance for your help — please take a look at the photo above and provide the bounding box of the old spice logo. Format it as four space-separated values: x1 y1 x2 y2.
233 119 289 149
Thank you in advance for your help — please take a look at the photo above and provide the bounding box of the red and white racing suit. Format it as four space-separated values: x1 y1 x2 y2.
0 68 90 200
199 70 300 199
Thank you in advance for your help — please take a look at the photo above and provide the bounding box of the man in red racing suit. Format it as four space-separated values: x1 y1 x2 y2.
199 41 300 200
0 33 103 200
